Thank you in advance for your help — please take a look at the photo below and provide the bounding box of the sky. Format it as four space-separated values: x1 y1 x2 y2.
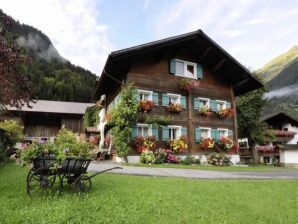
1 0 298 75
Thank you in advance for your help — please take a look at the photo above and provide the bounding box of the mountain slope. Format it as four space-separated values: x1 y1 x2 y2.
258 45 298 82
0 10 96 103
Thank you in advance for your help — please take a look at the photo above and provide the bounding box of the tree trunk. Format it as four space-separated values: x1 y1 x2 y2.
249 139 259 164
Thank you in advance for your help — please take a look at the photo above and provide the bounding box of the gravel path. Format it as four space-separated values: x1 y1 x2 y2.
88 162 298 180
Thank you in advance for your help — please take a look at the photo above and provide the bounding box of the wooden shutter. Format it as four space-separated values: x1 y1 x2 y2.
197 64 203 79
194 98 200 110
152 92 159 105
195 128 201 143
210 100 218 112
228 130 233 138
162 127 169 141
162 94 169 106
131 126 137 139
181 127 187 137
152 127 159 140
170 59 176 74
180 96 186 108
211 128 217 141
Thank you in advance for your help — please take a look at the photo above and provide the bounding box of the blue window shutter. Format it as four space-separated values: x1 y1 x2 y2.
226 102 231 109
162 94 169 106
162 127 169 141
194 98 200 110
196 64 203 79
211 129 219 141
180 96 186 108
170 59 176 74
228 130 233 137
195 128 201 143
131 126 137 139
210 100 218 112
181 127 187 136
152 92 159 105
152 127 159 140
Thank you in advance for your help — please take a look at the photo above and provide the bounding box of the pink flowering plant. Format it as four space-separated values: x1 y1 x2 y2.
179 78 200 92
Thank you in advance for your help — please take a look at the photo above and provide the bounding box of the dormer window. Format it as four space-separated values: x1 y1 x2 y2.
170 59 203 79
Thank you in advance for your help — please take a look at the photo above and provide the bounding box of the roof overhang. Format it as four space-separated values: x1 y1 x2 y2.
94 29 263 98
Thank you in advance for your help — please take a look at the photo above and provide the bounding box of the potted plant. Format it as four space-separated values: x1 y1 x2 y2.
168 136 188 154
167 103 182 113
139 100 154 112
218 136 234 151
134 136 157 153
198 105 213 117
217 108 233 119
200 138 215 150
179 78 200 92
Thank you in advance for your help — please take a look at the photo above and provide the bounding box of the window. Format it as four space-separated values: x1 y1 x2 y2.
216 100 226 111
175 59 197 79
167 93 180 104
198 97 210 108
167 125 181 140
217 128 228 138
200 127 211 139
137 123 151 137
138 89 152 101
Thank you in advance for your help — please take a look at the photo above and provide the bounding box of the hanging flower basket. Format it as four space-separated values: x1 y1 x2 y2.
217 108 233 119
179 78 200 92
200 138 215 150
167 103 182 113
139 100 154 112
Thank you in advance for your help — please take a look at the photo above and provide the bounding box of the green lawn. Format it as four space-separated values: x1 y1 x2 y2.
0 164 297 224
126 163 298 172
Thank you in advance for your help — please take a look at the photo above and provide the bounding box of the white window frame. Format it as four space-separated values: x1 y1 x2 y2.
137 89 153 101
167 125 182 140
216 100 226 110
167 93 181 104
198 97 210 108
137 123 152 137
175 59 198 79
199 127 211 139
217 128 229 138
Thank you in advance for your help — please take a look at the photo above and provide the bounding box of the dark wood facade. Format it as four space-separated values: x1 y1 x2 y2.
95 30 263 154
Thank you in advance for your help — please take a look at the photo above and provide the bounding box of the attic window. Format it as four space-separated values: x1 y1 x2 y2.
170 59 199 79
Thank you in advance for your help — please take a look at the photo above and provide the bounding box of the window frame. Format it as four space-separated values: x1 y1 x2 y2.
198 97 210 108
199 127 211 139
174 59 198 79
136 123 152 137
167 125 182 140
137 89 153 101
167 93 181 104
216 100 227 110
217 128 229 138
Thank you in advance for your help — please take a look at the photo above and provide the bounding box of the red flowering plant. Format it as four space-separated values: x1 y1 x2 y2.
134 136 157 153
167 103 182 113
167 136 188 154
219 136 234 152
198 105 213 117
139 100 154 112
165 149 180 163
179 78 200 92
200 138 215 150
217 108 233 119
274 130 296 138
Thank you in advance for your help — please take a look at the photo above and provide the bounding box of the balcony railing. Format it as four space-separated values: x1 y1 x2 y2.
257 146 279 153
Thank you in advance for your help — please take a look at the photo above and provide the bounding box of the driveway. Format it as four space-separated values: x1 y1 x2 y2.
88 162 298 180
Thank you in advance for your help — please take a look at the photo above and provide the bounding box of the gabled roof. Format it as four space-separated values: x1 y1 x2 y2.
7 100 94 115
94 29 263 98
262 112 298 127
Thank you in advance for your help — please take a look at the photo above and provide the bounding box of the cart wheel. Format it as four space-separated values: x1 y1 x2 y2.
74 175 92 193
60 174 76 190
27 168 56 196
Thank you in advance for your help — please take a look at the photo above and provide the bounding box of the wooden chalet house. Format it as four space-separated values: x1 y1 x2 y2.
94 30 263 163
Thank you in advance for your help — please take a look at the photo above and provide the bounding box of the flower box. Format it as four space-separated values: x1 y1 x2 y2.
167 103 182 113
139 100 154 112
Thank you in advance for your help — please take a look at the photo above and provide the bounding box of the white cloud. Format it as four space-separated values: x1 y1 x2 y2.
1 0 113 75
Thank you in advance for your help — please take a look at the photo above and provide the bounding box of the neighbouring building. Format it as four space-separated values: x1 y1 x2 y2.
1 100 94 142
94 30 263 163
258 112 298 166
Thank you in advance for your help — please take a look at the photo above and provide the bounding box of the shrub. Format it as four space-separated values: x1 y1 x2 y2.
154 149 167 164
140 150 156 164
207 153 232 166
0 120 24 146
165 149 180 163
181 154 201 165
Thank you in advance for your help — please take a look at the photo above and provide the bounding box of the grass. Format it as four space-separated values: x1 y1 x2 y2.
0 164 298 224
125 163 297 172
